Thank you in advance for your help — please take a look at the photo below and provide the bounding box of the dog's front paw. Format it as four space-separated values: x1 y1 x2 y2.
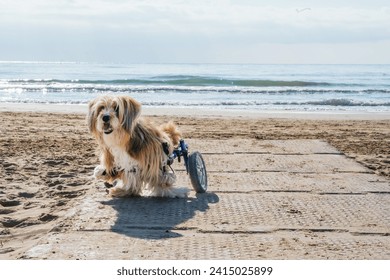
94 165 107 180
108 187 127 197
108 186 140 197
94 165 121 180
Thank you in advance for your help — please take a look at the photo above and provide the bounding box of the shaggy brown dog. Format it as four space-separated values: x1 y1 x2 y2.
87 95 188 198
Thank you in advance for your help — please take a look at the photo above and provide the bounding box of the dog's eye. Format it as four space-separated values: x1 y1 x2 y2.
115 106 119 116
97 106 104 114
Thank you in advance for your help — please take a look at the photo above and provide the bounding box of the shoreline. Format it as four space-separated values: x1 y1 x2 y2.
1 102 390 120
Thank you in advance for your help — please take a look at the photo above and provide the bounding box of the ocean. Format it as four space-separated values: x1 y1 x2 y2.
1 62 389 112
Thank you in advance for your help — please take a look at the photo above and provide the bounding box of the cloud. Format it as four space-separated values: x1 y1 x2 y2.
2 1 390 34
1 0 390 63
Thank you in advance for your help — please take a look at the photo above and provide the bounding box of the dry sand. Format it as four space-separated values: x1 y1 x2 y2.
0 108 389 258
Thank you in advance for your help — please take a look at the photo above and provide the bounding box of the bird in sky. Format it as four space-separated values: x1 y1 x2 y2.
296 8 311 13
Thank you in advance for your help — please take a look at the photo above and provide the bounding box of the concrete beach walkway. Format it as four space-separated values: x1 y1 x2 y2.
21 140 390 259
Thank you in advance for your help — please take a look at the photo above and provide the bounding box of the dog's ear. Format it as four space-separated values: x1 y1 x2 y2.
118 96 141 133
87 99 97 134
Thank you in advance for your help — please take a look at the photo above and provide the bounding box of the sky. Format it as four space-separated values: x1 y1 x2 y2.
0 0 390 64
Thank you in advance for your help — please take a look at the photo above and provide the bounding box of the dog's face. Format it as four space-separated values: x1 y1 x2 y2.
88 96 141 137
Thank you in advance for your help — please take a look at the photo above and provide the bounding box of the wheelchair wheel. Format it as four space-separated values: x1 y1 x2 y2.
188 151 208 193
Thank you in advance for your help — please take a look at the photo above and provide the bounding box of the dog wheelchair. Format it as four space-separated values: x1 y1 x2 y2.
165 139 208 193
103 139 208 194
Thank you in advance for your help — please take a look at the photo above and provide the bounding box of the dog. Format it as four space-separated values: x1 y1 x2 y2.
87 95 189 198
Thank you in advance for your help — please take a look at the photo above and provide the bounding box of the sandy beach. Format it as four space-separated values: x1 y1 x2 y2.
1 105 389 259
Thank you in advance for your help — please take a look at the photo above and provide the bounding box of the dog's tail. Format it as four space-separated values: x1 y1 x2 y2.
160 121 181 146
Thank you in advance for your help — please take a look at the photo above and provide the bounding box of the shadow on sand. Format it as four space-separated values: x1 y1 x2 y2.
101 192 219 240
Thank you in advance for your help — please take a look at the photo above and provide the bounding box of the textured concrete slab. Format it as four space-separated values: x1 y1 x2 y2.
187 139 342 155
20 140 390 260
24 230 390 260
44 192 390 235
201 154 370 173
202 172 390 194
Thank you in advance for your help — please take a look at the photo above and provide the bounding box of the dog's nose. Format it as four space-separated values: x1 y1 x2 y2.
102 115 110 123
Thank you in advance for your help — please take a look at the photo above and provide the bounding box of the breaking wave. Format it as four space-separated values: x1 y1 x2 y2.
1 76 331 88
